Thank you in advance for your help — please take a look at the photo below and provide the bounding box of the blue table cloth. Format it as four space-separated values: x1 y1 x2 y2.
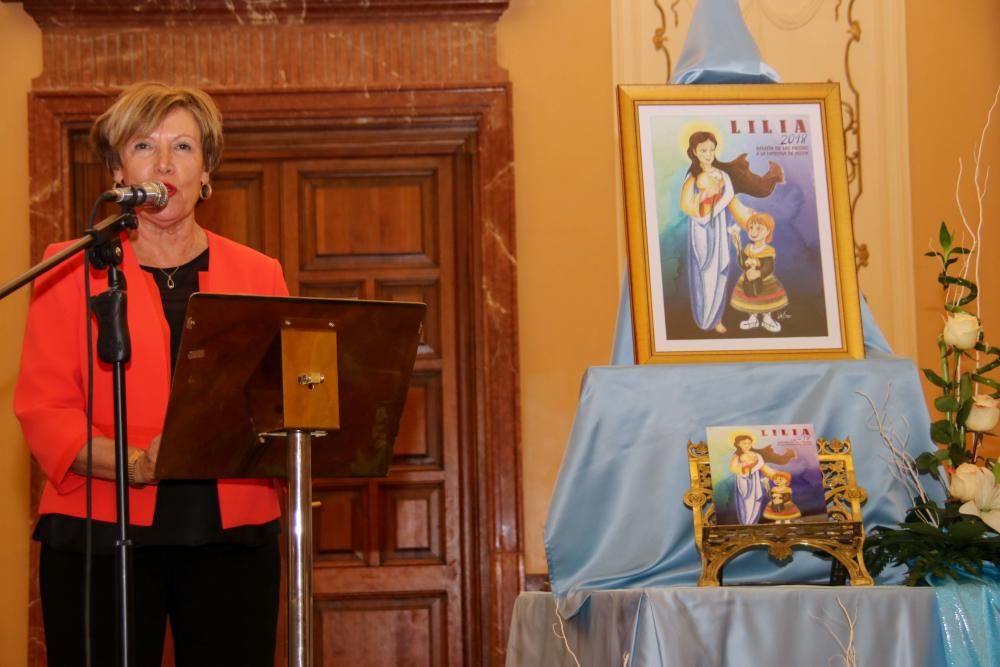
506 587 945 666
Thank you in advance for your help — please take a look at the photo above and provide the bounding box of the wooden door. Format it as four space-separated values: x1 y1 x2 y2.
216 138 464 667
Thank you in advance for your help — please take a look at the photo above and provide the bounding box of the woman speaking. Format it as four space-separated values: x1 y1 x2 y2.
15 82 285 666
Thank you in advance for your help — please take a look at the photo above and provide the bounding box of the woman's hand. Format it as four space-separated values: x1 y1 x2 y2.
71 435 160 485
129 435 160 486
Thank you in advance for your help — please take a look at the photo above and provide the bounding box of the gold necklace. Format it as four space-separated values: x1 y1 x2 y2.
158 266 182 289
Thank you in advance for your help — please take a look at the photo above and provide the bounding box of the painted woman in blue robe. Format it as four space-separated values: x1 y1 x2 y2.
678 131 784 333
728 433 798 525
729 433 771 524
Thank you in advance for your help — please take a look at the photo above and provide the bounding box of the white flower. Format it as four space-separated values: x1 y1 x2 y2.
958 468 1000 532
950 462 988 502
964 394 1000 433
942 312 981 350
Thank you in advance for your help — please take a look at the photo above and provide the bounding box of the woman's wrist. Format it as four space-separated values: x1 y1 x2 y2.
127 448 146 486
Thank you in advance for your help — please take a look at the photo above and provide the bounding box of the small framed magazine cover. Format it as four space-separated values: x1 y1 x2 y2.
684 423 872 586
617 83 863 363
706 424 826 526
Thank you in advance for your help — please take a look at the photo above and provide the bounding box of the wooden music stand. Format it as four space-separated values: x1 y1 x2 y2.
155 293 425 667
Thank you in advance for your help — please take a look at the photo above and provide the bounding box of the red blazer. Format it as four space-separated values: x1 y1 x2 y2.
15 231 287 528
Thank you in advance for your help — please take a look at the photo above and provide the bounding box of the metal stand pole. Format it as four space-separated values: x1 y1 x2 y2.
287 430 314 667
102 264 135 667
89 225 138 667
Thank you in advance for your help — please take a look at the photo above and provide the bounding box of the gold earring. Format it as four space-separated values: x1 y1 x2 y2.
200 182 213 200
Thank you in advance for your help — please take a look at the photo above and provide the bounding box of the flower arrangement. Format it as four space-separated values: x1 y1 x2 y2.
864 85 1000 583
920 224 1000 470
863 222 1000 584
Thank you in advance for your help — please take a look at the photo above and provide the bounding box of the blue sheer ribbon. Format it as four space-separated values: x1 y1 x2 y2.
927 564 1000 667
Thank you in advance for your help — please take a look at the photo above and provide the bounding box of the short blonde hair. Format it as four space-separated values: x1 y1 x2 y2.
746 212 776 242
90 81 224 174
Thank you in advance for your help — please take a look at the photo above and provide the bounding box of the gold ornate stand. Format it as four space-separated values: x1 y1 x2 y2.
683 438 873 587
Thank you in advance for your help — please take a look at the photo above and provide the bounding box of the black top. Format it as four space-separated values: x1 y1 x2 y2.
34 249 279 553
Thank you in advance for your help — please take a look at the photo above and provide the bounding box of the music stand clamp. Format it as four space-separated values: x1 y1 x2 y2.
155 294 425 667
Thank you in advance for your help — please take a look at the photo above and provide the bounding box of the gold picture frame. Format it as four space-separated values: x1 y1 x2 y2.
683 437 872 587
618 83 863 364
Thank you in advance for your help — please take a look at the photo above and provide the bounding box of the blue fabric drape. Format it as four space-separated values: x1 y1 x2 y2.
671 0 780 84
543 356 939 617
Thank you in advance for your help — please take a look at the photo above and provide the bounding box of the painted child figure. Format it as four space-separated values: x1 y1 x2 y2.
730 212 788 332
762 471 802 523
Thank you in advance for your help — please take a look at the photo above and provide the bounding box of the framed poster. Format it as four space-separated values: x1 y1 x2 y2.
618 83 863 363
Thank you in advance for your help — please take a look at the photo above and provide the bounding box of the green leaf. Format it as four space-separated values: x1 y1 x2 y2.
957 398 974 426
960 374 974 403
974 359 1000 374
914 451 939 472
923 369 950 388
973 355 1000 375
924 251 938 258
972 375 1000 392
939 222 952 250
905 522 946 537
935 396 960 412
930 419 957 444
915 452 948 481
948 520 987 540
974 341 1000 355
953 247 972 254
949 441 968 466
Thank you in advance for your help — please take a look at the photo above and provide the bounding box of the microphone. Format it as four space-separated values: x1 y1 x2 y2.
101 181 169 209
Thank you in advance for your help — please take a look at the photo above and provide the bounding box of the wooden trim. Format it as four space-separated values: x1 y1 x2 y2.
18 0 509 26
32 22 505 90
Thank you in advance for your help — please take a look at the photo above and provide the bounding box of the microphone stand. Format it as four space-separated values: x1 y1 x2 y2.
1 206 139 667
